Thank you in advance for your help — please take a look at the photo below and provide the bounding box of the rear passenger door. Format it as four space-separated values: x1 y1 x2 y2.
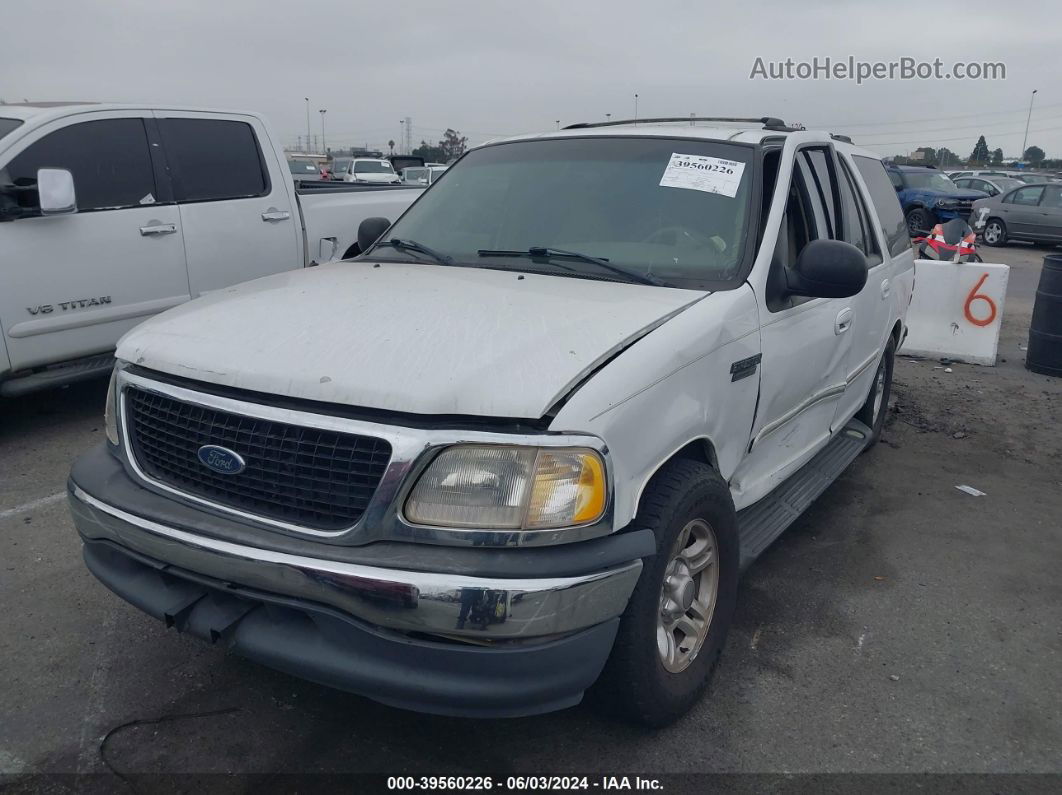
1001 186 1045 237
1033 184 1062 240
0 112 189 371
155 112 301 296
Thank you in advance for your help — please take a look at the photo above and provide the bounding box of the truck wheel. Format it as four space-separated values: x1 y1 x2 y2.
855 336 896 447
905 207 932 237
592 459 738 727
981 218 1007 246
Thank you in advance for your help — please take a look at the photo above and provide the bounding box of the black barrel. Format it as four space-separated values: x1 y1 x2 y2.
1027 254 1062 377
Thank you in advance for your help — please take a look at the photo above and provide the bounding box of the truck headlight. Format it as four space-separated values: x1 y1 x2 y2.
104 365 120 446
404 445 606 530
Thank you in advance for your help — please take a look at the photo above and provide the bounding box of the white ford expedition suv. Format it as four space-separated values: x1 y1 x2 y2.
68 117 914 725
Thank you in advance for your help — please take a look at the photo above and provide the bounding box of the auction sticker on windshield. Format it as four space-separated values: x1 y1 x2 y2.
659 153 746 197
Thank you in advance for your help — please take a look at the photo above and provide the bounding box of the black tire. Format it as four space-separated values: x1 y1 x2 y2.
905 207 933 237
981 218 1008 247
591 459 739 727
855 336 896 448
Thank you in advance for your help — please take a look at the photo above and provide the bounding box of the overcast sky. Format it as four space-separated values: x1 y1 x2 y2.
4 0 1061 159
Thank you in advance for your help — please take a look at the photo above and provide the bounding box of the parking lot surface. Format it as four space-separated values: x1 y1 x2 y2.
1 245 1060 780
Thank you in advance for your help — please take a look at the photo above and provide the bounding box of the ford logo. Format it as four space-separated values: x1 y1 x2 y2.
197 445 246 475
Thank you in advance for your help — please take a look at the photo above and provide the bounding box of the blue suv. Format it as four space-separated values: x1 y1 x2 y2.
884 164 988 236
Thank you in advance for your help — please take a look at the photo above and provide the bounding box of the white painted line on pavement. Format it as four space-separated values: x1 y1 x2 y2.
0 491 66 520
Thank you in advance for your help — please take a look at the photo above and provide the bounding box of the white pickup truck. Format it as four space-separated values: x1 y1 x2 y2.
0 102 422 397
68 116 914 726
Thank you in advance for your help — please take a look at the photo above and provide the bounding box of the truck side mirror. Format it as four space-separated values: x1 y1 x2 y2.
358 217 391 253
38 168 77 215
787 239 867 299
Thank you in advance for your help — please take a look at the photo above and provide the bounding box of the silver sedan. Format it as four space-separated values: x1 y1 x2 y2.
971 183 1062 246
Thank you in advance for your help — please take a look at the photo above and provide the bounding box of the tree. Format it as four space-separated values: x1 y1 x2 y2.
914 146 937 164
439 129 468 162
388 139 395 155
1024 145 1046 165
991 148 1004 165
411 139 445 162
937 147 961 168
969 135 990 165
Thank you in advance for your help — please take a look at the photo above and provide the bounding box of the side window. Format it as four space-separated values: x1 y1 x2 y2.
767 154 825 312
158 118 269 202
802 149 837 238
887 169 904 190
1042 185 1062 208
1011 186 1045 206
837 159 882 266
6 118 156 215
854 156 910 258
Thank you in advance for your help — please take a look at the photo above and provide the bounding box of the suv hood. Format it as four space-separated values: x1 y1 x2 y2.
117 262 704 418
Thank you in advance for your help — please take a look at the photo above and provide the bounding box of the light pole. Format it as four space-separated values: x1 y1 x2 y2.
634 93 639 122
319 109 327 154
605 113 611 123
1021 89 1037 162
304 97 311 153
399 120 405 155
555 120 560 130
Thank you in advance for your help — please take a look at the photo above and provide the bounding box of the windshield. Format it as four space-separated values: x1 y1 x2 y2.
373 137 754 288
903 171 960 191
0 118 22 141
354 160 394 174
288 160 319 175
331 158 350 174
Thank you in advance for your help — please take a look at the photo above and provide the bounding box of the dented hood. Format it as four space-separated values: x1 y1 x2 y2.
118 261 704 418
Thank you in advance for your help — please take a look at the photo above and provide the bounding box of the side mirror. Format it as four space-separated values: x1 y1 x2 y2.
357 217 391 253
38 168 77 215
894 183 902 192
787 239 868 299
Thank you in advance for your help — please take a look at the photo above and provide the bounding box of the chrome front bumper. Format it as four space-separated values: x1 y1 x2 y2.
69 485 643 642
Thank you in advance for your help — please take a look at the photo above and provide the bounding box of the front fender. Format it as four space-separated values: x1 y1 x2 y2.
549 287 761 529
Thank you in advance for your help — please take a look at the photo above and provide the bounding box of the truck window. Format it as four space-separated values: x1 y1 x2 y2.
158 118 269 202
838 159 882 266
853 156 910 257
6 118 157 214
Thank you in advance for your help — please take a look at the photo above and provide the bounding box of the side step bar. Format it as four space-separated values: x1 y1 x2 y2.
0 353 114 398
736 419 872 569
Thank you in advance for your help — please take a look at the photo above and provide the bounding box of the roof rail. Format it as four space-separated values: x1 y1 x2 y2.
830 133 853 144
563 116 794 131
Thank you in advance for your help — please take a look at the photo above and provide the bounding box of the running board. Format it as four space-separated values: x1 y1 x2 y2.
736 419 872 569
0 353 114 398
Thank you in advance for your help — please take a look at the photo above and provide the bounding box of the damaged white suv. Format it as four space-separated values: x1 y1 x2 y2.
69 117 914 725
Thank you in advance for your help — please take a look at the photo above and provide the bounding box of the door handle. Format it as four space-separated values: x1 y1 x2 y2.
261 208 291 222
880 279 891 299
835 307 854 335
139 222 176 236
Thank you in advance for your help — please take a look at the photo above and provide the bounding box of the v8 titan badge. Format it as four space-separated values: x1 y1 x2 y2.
659 153 746 197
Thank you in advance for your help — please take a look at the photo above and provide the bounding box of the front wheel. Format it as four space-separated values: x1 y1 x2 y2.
592 460 739 727
981 218 1008 246
906 207 933 237
855 336 896 448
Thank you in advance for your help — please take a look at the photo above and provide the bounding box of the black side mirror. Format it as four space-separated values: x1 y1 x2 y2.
357 217 391 254
787 239 868 299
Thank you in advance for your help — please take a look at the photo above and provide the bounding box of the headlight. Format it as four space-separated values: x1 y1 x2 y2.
104 365 120 445
404 445 606 530
936 199 957 209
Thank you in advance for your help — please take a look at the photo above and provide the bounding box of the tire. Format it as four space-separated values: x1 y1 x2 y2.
905 207 933 237
855 336 896 448
981 218 1007 247
592 459 739 727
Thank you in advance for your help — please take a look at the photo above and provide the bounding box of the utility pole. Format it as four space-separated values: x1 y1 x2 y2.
1021 88 1038 162
319 109 327 154
634 93 639 123
404 116 412 156
399 120 405 155
304 98 311 151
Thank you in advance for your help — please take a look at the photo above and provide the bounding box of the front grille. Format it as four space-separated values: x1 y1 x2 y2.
124 386 392 532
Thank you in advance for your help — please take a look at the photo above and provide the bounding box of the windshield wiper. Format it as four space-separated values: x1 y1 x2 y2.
477 246 668 287
376 238 455 266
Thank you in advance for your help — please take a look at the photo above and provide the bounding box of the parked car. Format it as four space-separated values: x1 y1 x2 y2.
287 157 325 181
0 102 423 397
401 165 448 185
69 116 913 726
330 157 401 184
947 169 1011 180
971 182 1062 246
885 164 987 235
952 175 1024 197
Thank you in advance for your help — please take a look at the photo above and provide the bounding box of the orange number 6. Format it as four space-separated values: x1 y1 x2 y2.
964 272 997 327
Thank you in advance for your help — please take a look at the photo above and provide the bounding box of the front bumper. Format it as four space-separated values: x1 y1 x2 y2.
68 445 651 716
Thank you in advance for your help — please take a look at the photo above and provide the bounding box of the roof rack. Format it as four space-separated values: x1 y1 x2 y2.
563 116 797 131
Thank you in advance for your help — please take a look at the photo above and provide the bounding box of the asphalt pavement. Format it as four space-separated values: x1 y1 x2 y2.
1 244 1060 783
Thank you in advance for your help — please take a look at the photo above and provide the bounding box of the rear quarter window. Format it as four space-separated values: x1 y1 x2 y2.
854 156 911 258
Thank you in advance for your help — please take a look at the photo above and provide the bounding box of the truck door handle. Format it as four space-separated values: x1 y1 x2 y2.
139 223 177 236
261 208 291 222
880 279 891 299
835 307 854 335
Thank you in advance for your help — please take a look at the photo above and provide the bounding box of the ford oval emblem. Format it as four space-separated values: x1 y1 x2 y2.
197 445 246 475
